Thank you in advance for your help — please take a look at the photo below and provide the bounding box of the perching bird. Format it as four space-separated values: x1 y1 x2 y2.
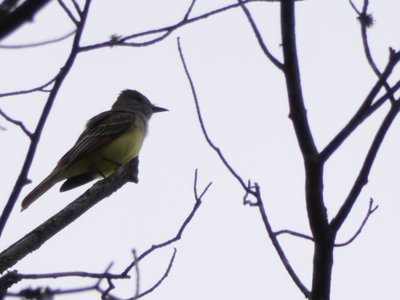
21 89 167 210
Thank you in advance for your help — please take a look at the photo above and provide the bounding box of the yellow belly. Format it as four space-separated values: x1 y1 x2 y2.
63 122 145 179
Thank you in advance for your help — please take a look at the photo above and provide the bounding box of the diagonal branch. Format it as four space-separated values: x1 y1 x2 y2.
275 229 314 241
178 36 309 297
57 0 79 25
0 109 32 137
121 169 210 276
281 1 317 159
238 0 283 70
254 184 310 297
331 102 400 231
177 37 249 191
0 0 92 238
335 198 378 247
320 52 400 162
349 0 396 103
71 0 82 16
130 249 176 300
0 158 139 277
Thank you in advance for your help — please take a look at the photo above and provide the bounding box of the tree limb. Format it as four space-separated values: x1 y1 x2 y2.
0 0 92 238
0 158 139 279
331 102 400 231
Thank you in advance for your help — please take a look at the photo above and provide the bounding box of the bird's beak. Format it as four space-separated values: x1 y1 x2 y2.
151 105 168 113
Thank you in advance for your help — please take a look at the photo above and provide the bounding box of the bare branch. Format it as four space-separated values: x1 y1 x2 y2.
79 0 271 52
0 30 75 49
0 0 93 237
281 3 334 298
7 270 129 280
0 158 139 276
0 109 32 137
183 0 197 21
132 249 177 300
331 102 400 231
95 263 114 289
57 0 78 25
243 180 258 206
178 37 249 191
335 198 378 247
179 32 309 296
238 0 283 70
71 0 82 16
281 1 318 158
275 229 314 242
121 169 210 276
102 277 116 299
348 0 361 15
349 0 396 103
2 264 117 298
0 75 57 98
98 250 177 300
320 52 400 162
132 249 140 298
254 184 310 297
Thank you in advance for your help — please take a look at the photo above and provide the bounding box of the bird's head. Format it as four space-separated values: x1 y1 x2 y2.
112 89 168 118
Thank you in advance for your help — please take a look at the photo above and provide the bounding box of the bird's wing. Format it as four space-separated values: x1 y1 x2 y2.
56 111 136 168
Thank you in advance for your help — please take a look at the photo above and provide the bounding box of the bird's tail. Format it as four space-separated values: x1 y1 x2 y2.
21 171 59 211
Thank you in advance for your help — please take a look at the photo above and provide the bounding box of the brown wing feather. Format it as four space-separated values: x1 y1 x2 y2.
56 111 136 169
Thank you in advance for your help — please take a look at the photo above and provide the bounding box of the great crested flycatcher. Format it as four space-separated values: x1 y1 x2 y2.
21 89 167 210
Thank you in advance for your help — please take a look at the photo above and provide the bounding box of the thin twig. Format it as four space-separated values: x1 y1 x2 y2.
71 0 82 16
178 34 309 297
0 0 93 238
348 0 361 14
95 263 114 289
102 277 115 299
57 0 78 25
274 229 314 242
0 30 75 49
238 0 283 70
177 37 249 191
79 0 270 52
255 184 310 297
0 109 32 137
8 270 129 280
0 75 57 98
335 198 378 247
183 0 197 21
320 52 400 162
132 249 177 300
132 249 140 298
331 102 400 231
121 170 210 276
350 0 396 103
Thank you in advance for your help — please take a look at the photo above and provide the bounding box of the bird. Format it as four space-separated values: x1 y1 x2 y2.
21 89 167 210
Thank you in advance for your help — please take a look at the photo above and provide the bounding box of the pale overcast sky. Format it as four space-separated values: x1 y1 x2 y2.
1 0 400 299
